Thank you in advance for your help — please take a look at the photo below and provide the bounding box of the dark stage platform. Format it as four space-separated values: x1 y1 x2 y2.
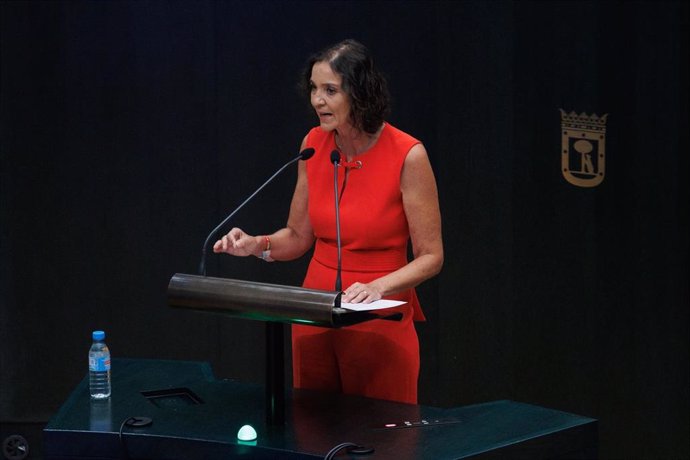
44 359 597 459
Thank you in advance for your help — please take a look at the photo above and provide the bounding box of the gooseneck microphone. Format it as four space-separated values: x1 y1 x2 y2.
330 150 343 292
198 147 315 276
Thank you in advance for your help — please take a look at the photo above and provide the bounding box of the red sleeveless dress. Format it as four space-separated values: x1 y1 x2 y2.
292 123 424 404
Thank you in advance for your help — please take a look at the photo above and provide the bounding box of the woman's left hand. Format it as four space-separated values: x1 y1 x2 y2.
342 282 382 304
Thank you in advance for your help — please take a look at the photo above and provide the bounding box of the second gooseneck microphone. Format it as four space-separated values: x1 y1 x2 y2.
198 147 315 276
330 150 343 292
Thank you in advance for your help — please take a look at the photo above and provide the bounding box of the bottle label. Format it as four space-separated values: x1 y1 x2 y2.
89 356 111 372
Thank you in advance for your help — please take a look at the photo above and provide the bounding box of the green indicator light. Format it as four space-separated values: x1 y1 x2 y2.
237 424 257 442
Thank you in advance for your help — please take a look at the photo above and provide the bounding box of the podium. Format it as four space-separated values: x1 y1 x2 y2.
42 275 597 458
167 273 403 425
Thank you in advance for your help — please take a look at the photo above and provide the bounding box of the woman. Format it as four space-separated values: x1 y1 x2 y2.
214 39 443 404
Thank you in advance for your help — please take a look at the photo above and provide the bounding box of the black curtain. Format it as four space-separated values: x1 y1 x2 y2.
1 1 687 458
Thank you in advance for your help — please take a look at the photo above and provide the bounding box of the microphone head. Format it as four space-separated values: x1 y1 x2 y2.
330 150 341 164
300 148 315 160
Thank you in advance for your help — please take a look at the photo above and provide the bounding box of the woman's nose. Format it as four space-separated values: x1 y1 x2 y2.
312 91 325 106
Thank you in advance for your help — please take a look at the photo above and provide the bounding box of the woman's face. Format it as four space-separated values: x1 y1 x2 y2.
310 61 352 133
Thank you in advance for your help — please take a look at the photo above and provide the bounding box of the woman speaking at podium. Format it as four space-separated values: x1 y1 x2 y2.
214 39 443 404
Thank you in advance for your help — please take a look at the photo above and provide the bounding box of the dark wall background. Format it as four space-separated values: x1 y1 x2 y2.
1 1 687 458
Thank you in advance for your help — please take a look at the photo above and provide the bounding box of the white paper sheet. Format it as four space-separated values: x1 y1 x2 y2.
340 299 406 312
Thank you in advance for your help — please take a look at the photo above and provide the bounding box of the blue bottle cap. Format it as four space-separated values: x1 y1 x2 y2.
92 330 105 340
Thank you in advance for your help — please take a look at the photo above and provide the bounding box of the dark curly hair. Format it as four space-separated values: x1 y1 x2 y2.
301 39 390 134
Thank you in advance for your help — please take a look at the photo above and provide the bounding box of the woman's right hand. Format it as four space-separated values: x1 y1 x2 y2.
213 227 261 257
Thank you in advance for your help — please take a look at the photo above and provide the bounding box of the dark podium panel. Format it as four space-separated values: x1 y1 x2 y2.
44 359 598 459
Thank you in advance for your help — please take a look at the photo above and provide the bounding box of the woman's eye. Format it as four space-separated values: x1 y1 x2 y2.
326 87 336 95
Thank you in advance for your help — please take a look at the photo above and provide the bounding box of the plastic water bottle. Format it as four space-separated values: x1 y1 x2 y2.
89 330 111 399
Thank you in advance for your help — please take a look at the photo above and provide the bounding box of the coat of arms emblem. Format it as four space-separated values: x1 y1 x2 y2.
560 109 608 187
